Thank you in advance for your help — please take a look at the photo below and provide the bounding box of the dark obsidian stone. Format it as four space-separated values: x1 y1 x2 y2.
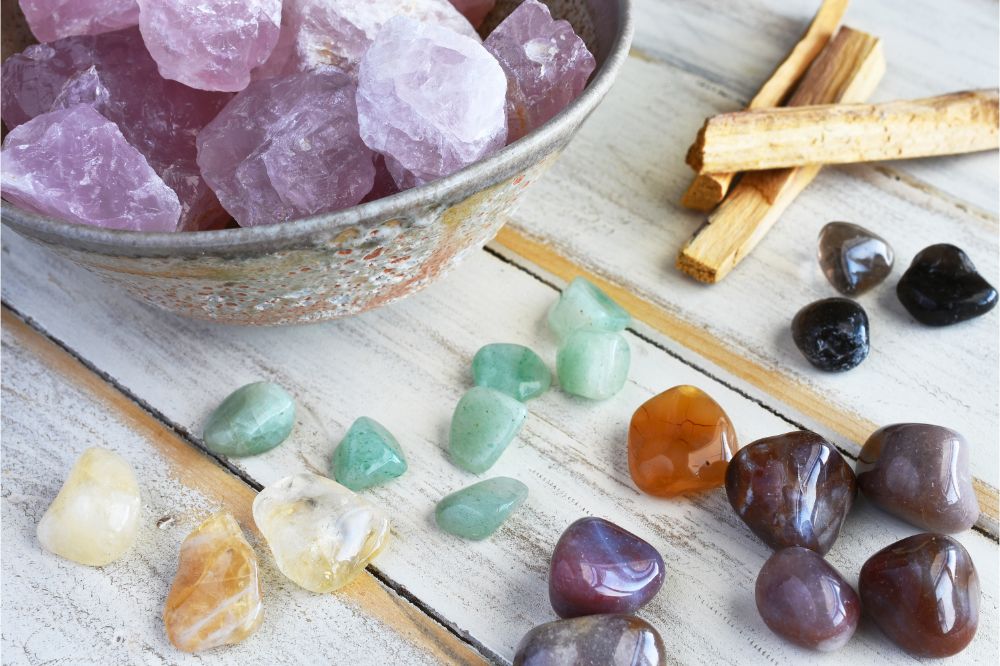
791 298 870 372
896 244 998 326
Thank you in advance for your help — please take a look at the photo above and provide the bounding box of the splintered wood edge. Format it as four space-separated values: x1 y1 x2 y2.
0 307 489 665
491 226 999 535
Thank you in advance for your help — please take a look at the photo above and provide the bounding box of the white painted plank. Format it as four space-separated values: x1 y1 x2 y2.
2 230 996 663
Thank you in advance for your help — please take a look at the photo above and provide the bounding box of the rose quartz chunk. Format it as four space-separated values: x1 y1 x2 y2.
485 0 596 142
1 105 181 231
450 0 495 28
1 29 232 230
357 17 507 189
137 0 281 92
197 70 375 227
255 0 479 79
18 0 139 43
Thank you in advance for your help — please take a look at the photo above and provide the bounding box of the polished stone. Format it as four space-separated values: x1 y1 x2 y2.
860 533 979 658
548 277 630 340
856 423 979 533
435 477 528 540
549 517 665 618
896 244 998 326
449 386 527 473
473 343 551 401
756 547 860 652
817 221 894 296
203 382 295 457
331 417 407 491
252 473 390 593
791 297 870 372
514 614 666 666
726 431 856 554
628 385 737 497
164 513 263 652
556 330 630 400
36 447 141 566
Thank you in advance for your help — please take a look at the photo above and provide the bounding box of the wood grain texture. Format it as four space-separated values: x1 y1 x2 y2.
0 310 487 666
1 230 997 663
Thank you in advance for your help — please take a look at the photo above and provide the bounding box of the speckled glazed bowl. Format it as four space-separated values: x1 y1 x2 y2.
1 1 632 325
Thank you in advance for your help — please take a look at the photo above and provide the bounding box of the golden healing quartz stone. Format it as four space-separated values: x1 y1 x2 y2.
164 513 264 653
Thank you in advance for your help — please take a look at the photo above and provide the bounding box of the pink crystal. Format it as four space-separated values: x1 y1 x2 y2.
361 155 401 203
357 17 507 189
18 0 139 43
137 0 282 92
196 70 375 227
484 0 596 142
449 0 495 28
255 0 479 79
1 29 232 230
1 105 181 231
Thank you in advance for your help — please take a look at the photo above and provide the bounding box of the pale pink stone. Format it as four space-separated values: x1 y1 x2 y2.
137 0 281 92
196 70 375 227
1 105 181 231
255 0 479 79
357 17 507 189
449 0 495 28
1 29 232 230
18 0 139 43
484 0 595 142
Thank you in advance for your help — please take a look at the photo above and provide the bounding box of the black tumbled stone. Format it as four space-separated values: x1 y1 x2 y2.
896 244 998 326
791 298 870 372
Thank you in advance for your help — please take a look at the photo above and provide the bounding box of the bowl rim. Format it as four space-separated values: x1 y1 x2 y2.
1 0 634 257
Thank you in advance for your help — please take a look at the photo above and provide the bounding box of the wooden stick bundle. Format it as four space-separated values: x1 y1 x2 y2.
680 0 851 212
688 89 999 173
676 27 886 284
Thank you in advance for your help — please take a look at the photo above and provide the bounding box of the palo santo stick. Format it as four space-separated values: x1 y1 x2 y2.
689 89 1000 173
680 0 850 211
677 27 886 284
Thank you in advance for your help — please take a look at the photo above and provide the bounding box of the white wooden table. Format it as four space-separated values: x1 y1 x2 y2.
2 1 997 663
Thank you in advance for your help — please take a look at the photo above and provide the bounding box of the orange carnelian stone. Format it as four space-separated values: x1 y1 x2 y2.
628 385 738 496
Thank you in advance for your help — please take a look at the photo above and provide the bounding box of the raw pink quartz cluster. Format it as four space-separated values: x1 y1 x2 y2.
2 0 597 232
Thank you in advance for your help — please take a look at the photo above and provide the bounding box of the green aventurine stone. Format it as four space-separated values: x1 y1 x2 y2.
203 382 296 457
331 417 407 491
548 277 631 340
472 343 551 401
449 387 527 473
557 330 631 400
435 477 529 540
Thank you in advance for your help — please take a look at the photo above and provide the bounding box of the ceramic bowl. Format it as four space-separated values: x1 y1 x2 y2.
1 0 633 325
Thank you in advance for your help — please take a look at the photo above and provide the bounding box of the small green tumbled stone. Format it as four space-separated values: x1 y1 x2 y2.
331 417 407 491
203 382 296 457
435 477 529 540
472 343 551 401
449 386 527 474
557 330 631 400
548 277 631 340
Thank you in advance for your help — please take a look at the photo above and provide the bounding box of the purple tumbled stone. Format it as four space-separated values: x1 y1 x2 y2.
18 0 139 43
196 70 375 228
1 105 181 231
755 547 860 652
514 614 666 666
549 517 665 619
1 29 232 230
450 0 496 28
357 16 507 189
137 0 281 92
484 0 596 142
255 0 478 80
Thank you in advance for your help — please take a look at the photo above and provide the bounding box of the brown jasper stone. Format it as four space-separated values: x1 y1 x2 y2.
860 533 980 658
628 385 737 497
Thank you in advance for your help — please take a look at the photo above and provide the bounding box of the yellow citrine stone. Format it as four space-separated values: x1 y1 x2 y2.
252 473 390 593
164 513 264 653
36 447 141 566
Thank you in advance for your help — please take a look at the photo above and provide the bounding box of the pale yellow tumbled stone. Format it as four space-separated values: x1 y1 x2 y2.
37 447 141 566
252 472 390 593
